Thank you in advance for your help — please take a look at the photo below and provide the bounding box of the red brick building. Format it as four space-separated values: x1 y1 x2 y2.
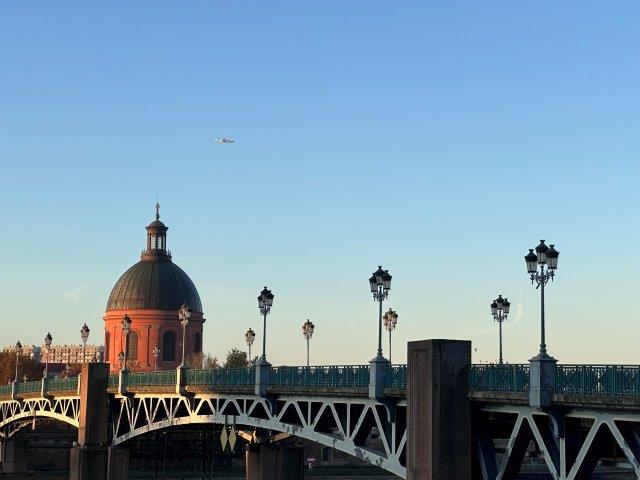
103 206 205 372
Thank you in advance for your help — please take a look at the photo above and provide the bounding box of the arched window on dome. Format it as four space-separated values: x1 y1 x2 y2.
127 331 138 362
163 331 176 362
194 332 202 354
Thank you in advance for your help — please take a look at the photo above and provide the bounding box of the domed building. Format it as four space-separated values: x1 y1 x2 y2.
103 206 205 372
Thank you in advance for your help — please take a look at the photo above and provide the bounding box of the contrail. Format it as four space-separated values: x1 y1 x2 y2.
461 302 524 337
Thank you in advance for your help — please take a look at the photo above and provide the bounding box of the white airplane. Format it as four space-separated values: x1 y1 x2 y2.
214 138 235 144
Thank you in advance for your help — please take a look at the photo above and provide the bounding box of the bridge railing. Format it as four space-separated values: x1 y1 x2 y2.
556 365 640 396
16 380 42 395
126 370 177 388
46 377 78 393
469 364 530 392
270 365 370 389
0 384 11 396
388 364 407 389
186 367 255 386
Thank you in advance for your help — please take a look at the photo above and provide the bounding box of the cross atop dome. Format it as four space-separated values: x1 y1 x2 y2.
155 202 160 220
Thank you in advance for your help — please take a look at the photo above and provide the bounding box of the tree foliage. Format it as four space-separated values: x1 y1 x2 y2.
224 348 248 368
0 352 44 385
203 354 219 370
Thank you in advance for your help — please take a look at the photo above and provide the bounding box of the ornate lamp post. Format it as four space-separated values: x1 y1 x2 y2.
525 240 559 358
80 323 90 363
490 295 510 364
302 320 315 367
178 304 191 367
369 266 392 360
245 328 256 364
44 332 52 378
383 309 398 363
257 287 274 363
121 314 132 372
14 341 22 382
153 345 160 371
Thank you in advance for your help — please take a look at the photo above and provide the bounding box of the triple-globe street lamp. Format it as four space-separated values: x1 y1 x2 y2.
383 309 398 363
369 266 392 360
525 240 559 358
245 328 256 364
302 320 315 368
80 323 90 363
44 332 53 378
257 287 274 363
14 341 22 382
153 345 161 371
178 304 191 367
490 295 510 364
121 314 132 372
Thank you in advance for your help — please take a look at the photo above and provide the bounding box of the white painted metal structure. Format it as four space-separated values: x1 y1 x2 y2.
476 404 640 480
111 393 407 478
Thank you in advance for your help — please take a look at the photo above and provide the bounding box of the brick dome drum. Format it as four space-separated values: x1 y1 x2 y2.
106 260 202 313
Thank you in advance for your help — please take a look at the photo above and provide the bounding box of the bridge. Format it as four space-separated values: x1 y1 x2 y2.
2 341 640 479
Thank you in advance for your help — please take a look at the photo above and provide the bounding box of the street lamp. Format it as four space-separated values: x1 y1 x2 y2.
369 266 392 359
14 341 22 382
383 309 398 363
490 295 510 364
257 287 274 363
245 328 255 364
178 304 191 367
302 320 315 368
121 314 132 372
80 323 90 363
44 333 52 378
525 240 559 358
153 345 160 371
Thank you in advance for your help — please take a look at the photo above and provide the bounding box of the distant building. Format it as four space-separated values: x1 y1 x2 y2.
44 344 104 364
1 344 42 361
2 344 104 364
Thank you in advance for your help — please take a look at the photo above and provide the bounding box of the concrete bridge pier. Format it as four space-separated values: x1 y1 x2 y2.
245 442 303 480
407 339 472 480
0 438 27 474
69 362 110 480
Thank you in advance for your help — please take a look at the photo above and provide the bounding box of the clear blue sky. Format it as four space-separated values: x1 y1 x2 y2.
1 2 639 365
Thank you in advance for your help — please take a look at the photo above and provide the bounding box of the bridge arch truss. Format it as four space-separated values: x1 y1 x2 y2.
0 397 80 433
111 393 407 478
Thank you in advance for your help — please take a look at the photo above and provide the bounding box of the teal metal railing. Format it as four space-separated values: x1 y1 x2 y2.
0 384 11 396
126 370 177 388
556 365 640 396
270 365 370 389
186 368 255 387
469 364 530 392
108 374 118 388
47 377 78 393
389 364 407 388
16 380 41 395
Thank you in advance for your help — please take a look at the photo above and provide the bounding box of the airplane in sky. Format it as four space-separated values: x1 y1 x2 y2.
214 138 235 144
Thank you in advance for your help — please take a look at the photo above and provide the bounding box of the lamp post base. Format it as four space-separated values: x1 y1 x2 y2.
369 356 389 399
529 352 557 408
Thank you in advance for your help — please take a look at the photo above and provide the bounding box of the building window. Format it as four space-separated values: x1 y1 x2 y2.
194 332 201 353
127 331 138 361
163 331 175 362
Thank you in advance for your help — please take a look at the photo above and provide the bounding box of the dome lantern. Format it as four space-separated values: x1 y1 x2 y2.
142 203 170 261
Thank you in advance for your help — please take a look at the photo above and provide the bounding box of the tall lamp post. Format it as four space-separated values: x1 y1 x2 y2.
14 341 22 382
44 333 52 378
121 314 132 372
383 309 398 363
257 287 274 363
490 295 510 364
369 266 392 360
153 345 160 371
178 304 191 367
80 323 90 363
245 328 255 364
302 320 315 368
525 240 559 358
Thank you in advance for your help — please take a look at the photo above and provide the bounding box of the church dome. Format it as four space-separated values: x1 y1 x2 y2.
106 205 203 313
